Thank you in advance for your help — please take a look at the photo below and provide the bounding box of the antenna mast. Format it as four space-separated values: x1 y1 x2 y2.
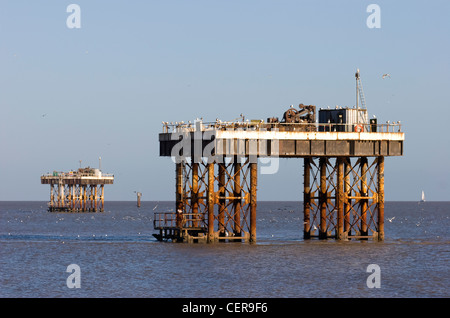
355 68 367 110
355 68 368 125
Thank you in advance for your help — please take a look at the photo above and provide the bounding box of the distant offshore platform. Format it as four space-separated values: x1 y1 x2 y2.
41 166 114 212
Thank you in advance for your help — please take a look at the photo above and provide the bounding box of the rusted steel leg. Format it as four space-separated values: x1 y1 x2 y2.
303 157 311 239
49 184 54 211
360 157 368 237
78 185 82 211
100 184 104 212
70 185 74 212
175 162 184 229
89 185 93 211
319 157 327 239
233 158 242 238
81 185 84 211
86 186 90 211
250 162 257 243
58 180 64 209
73 185 77 212
218 163 226 237
86 185 92 212
207 162 215 243
377 156 385 241
94 185 98 212
336 157 344 240
91 186 95 211
192 162 199 228
344 158 351 237
86 185 89 212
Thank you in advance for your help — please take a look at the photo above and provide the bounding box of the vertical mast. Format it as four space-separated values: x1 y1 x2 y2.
356 68 360 110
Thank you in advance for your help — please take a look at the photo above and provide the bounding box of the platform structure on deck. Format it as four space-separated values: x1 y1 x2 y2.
155 120 404 243
41 167 114 212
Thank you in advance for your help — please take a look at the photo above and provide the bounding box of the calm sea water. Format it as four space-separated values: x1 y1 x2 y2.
0 201 448 298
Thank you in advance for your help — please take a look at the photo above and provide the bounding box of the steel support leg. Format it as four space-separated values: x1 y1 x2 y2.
250 162 257 243
303 158 311 239
344 158 351 237
360 157 368 237
176 162 184 228
192 162 199 228
336 157 345 240
233 158 242 238
218 163 226 237
319 158 327 239
377 156 385 241
207 163 215 243
100 184 104 212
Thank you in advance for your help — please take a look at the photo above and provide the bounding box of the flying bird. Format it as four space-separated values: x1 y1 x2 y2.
387 217 395 222
382 74 391 79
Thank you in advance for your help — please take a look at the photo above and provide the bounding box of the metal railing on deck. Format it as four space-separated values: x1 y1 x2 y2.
153 212 206 230
162 121 402 133
41 172 114 178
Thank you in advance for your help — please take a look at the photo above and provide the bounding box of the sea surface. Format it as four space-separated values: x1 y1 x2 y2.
0 201 448 298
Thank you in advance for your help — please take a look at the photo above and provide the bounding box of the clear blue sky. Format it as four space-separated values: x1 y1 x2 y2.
0 1 449 201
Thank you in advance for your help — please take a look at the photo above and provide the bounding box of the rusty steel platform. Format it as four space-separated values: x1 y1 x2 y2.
154 119 404 243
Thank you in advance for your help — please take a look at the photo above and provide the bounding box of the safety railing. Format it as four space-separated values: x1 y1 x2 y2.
153 212 206 230
153 212 177 229
41 172 114 178
162 121 402 133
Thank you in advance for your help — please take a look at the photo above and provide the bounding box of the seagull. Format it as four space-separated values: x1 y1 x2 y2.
382 74 391 79
387 217 395 222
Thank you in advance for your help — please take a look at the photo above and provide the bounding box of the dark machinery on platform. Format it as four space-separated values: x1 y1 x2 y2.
267 103 316 131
